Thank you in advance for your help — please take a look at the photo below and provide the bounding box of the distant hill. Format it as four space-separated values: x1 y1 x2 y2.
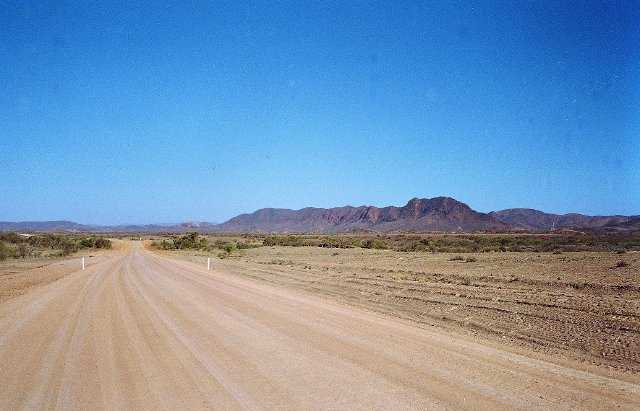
0 221 171 233
602 216 640 232
214 197 512 233
489 209 636 232
0 221 88 232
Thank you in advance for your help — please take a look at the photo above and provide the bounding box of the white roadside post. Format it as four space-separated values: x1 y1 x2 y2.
207 257 210 271
82 256 85 271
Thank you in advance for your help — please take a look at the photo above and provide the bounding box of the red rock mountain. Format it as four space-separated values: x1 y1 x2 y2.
214 197 512 233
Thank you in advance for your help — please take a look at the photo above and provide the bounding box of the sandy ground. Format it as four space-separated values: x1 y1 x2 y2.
0 241 638 409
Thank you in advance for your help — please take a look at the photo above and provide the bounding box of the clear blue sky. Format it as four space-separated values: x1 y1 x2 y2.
1 1 639 224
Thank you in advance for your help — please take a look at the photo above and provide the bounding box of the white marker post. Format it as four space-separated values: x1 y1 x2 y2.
207 257 211 271
82 256 85 271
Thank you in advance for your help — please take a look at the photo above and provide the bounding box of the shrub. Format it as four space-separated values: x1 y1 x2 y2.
262 235 307 247
161 232 211 251
236 241 260 249
0 234 111 258
361 238 388 249
61 241 78 256
317 236 362 249
223 242 237 253
76 236 111 249
79 238 94 248
154 240 175 250
93 238 112 249
0 232 22 243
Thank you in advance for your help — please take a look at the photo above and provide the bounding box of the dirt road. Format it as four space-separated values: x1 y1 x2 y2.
1 242 638 409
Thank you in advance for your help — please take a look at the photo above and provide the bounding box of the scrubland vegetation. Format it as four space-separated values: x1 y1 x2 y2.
148 232 639 260
150 232 261 258
0 232 111 260
259 232 640 253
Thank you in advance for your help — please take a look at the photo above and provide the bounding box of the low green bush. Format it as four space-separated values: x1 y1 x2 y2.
361 238 388 249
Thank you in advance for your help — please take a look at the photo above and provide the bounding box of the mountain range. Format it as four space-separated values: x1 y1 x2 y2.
1 197 638 234
215 197 511 232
